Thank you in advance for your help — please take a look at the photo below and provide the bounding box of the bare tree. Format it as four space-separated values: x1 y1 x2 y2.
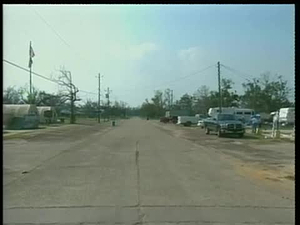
53 67 80 124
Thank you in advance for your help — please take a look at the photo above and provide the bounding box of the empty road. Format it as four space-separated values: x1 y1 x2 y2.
3 118 295 224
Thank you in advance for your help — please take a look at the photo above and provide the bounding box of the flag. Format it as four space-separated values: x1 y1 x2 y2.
28 43 35 68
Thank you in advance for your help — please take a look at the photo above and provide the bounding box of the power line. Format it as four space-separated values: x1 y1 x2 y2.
29 6 94 67
150 64 217 90
220 64 255 81
79 90 98 95
30 6 71 48
122 64 216 92
3 58 97 95
3 59 59 84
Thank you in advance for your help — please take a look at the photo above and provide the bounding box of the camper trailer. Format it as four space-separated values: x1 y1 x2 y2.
208 107 255 124
3 104 40 129
37 106 58 124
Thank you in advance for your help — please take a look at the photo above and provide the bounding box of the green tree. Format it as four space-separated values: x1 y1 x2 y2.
3 86 22 104
140 90 166 118
178 93 194 115
193 85 210 114
19 86 44 105
220 78 240 107
164 88 172 110
242 72 292 112
80 99 98 118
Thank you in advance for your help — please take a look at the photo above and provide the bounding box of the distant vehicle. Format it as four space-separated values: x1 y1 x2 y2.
177 116 199 126
208 107 255 124
165 110 191 124
165 109 190 118
278 107 295 125
203 113 245 138
208 107 235 117
234 108 255 125
197 120 205 128
37 106 57 124
160 117 169 123
197 115 208 128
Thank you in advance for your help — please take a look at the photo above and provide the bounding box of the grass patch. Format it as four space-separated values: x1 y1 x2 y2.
3 133 33 140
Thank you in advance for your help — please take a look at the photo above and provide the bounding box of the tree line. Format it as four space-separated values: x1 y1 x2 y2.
3 84 139 119
140 72 294 118
3 72 294 120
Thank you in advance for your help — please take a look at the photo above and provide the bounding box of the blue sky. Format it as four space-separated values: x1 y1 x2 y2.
3 4 295 107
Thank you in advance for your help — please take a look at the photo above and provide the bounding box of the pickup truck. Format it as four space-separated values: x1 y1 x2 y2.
203 114 245 137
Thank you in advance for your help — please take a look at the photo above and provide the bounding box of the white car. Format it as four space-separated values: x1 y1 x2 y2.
197 120 205 128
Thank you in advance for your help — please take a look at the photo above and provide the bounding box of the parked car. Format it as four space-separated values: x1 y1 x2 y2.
203 113 245 138
197 120 205 128
160 117 169 123
197 115 208 128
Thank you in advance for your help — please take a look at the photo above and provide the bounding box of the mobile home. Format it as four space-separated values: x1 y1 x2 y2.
208 107 255 124
3 104 40 129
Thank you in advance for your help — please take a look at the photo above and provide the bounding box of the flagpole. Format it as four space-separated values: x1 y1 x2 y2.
29 41 32 95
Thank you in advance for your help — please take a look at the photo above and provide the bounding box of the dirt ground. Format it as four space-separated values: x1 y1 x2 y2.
3 118 115 141
153 121 295 191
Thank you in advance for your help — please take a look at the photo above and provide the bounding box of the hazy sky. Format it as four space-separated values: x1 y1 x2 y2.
3 4 295 107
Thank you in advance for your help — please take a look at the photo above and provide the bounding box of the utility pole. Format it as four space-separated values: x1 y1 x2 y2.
106 87 112 121
69 72 75 124
29 42 32 95
218 62 222 113
98 73 101 123
107 87 110 108
171 90 173 109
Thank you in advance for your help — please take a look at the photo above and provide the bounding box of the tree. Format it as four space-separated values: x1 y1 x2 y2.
193 85 210 114
140 90 166 118
109 101 128 118
38 91 70 107
19 86 44 105
152 90 164 109
164 88 172 110
178 93 194 115
53 68 80 124
80 99 98 118
3 86 22 104
220 78 240 107
242 72 292 113
140 99 157 118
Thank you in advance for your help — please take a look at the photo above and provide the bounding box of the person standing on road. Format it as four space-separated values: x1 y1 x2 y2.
272 111 279 138
251 115 259 134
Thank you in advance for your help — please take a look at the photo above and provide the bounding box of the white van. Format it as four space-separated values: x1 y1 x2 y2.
208 107 255 124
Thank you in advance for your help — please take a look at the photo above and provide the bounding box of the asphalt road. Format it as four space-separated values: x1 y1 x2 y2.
3 118 295 224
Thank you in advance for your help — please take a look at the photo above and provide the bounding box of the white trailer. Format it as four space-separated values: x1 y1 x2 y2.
279 108 295 125
208 107 236 117
177 116 199 126
208 107 255 124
